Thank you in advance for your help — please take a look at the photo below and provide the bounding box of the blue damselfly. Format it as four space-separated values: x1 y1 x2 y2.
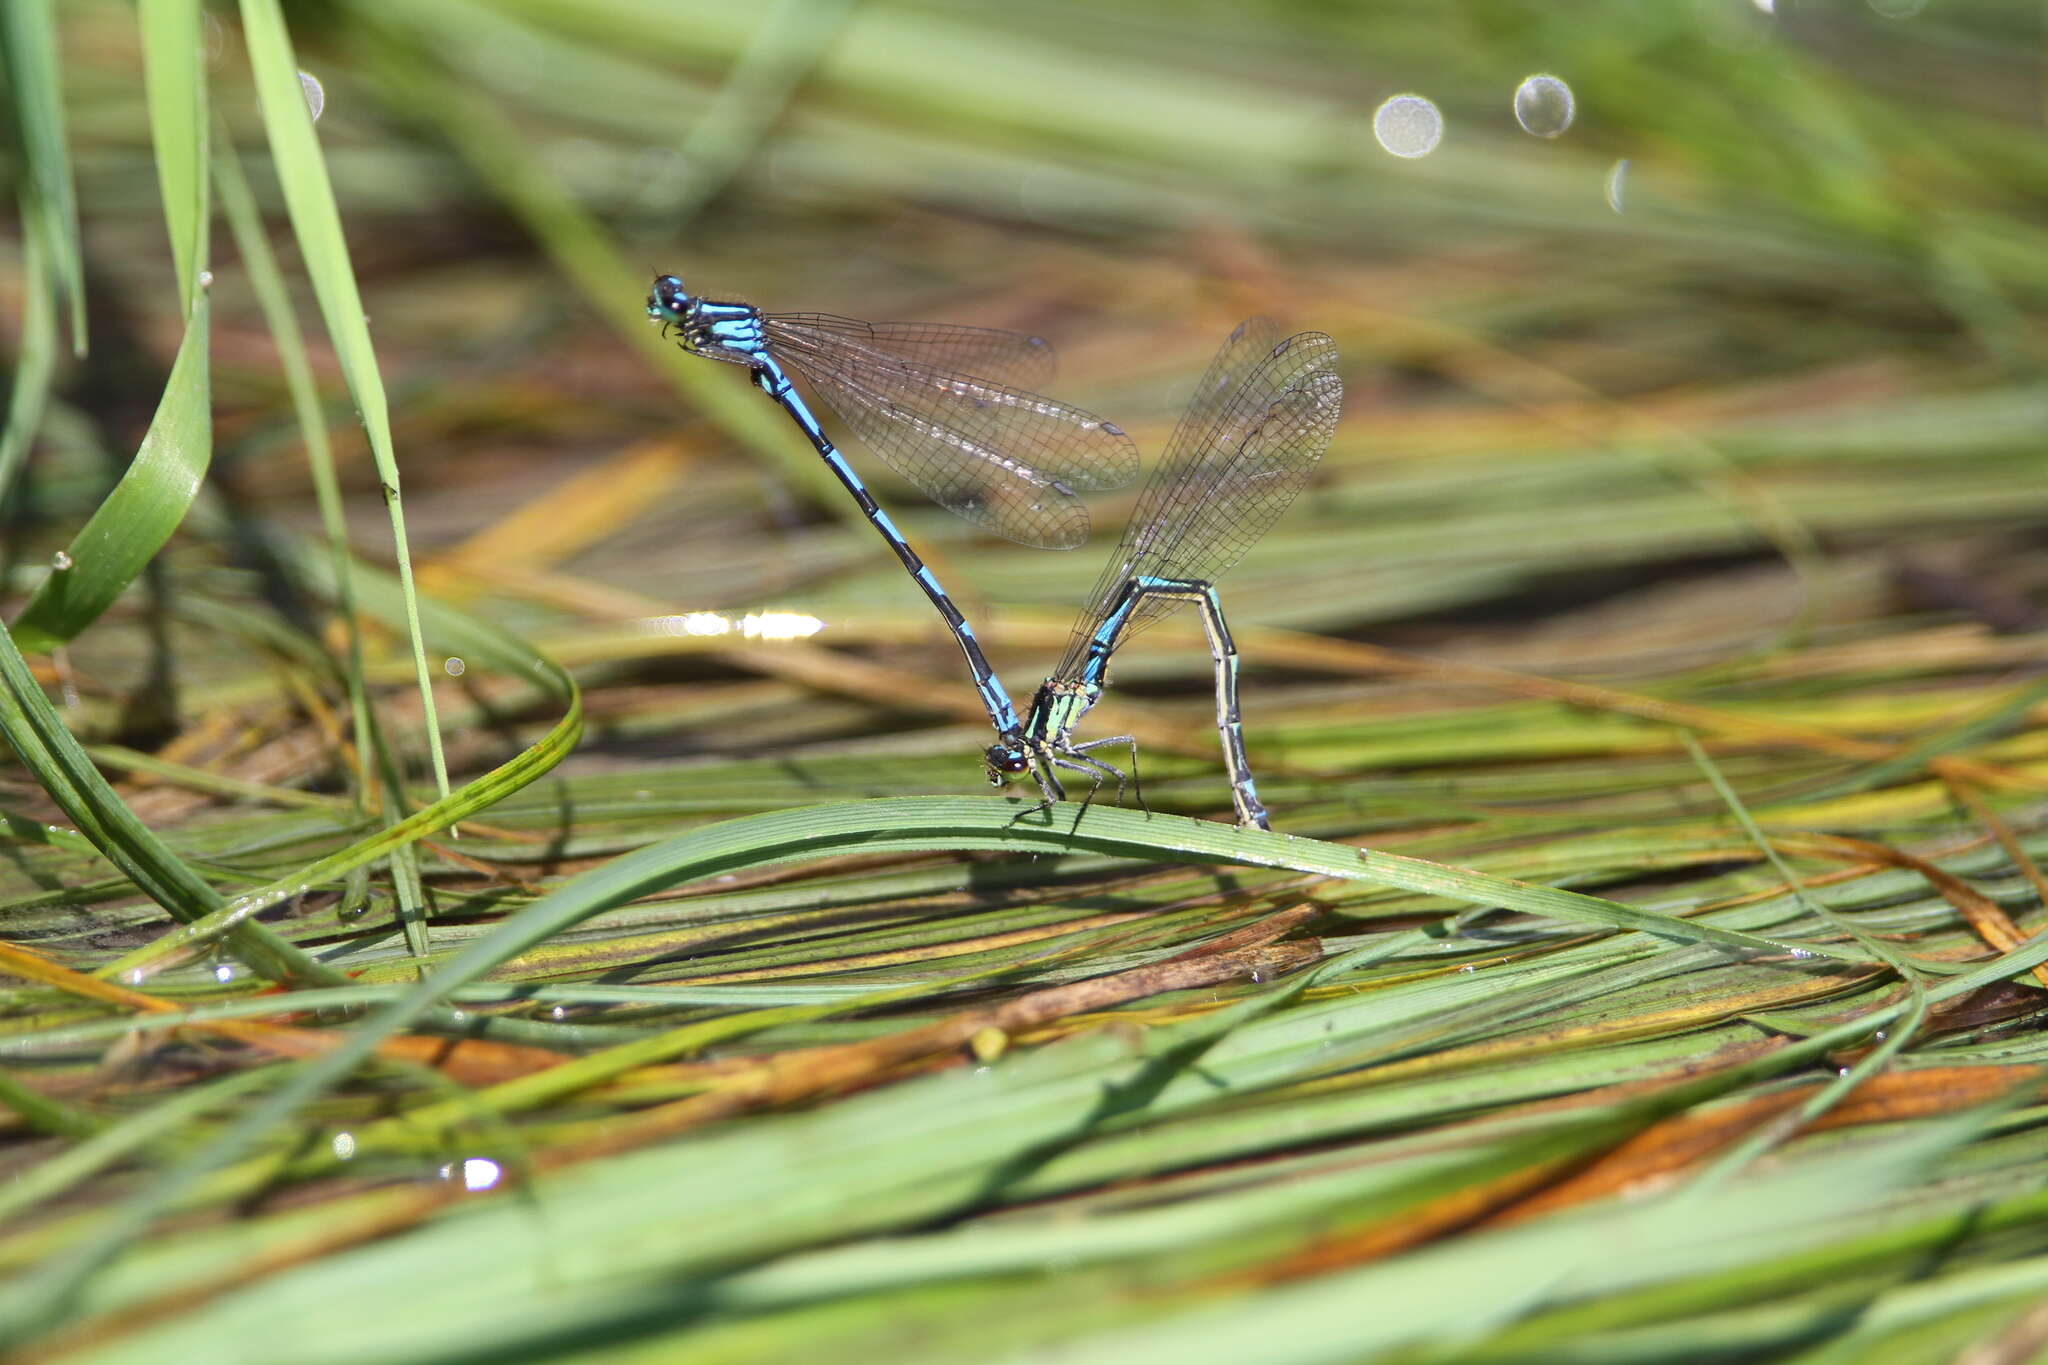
647 274 1137 738
984 319 1342 829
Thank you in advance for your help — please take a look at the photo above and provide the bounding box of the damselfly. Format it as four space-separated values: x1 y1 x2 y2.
646 275 1138 740
984 319 1342 829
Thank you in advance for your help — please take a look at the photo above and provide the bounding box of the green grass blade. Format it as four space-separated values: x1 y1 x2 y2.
98 545 583 981
8 301 210 653
251 792 2048 1159
0 1068 277 1226
638 0 858 226
8 0 212 651
214 133 420 954
0 204 60 495
138 0 208 307
0 793 1879 1341
0 617 336 988
0 0 85 355
1028 1116 1976 1364
212 135 378 815
235 0 453 806
0 1067 98 1139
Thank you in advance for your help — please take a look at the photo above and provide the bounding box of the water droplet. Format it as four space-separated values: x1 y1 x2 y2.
1249 970 1265 984
50 550 72 572
122 969 144 986
458 1157 502 1191
1373 94 1444 159
443 656 466 677
212 961 235 984
197 269 214 291
1787 948 1815 960
1458 963 1476 973
448 1009 467 1025
299 70 326 122
549 1005 568 1021
1513 75 1575 138
331 1131 356 1160
1604 159 1630 214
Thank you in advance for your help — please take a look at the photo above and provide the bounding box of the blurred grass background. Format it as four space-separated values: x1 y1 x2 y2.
8 0 2048 1359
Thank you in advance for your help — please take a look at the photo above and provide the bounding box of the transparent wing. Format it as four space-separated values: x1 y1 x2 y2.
767 317 1141 550
769 313 1057 389
1059 320 1343 674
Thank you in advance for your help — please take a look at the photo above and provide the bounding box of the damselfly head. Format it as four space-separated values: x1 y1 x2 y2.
984 742 1032 784
646 273 692 325
647 275 761 365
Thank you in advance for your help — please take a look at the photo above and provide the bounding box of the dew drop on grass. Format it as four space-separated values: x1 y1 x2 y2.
1513 75 1575 137
197 269 214 291
299 70 326 122
212 961 235 984
332 1131 356 1161
50 550 72 571
443 656 467 677
1373 94 1443 159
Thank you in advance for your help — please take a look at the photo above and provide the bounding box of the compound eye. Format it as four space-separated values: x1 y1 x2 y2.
984 745 1030 775
648 274 688 317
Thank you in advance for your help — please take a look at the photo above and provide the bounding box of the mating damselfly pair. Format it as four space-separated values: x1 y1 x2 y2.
647 274 1341 829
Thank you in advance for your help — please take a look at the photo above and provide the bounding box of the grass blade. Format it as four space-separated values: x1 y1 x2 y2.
138 0 208 307
235 0 453 807
8 301 210 652
0 206 60 495
0 0 84 354
0 616 335 987
8 0 212 651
